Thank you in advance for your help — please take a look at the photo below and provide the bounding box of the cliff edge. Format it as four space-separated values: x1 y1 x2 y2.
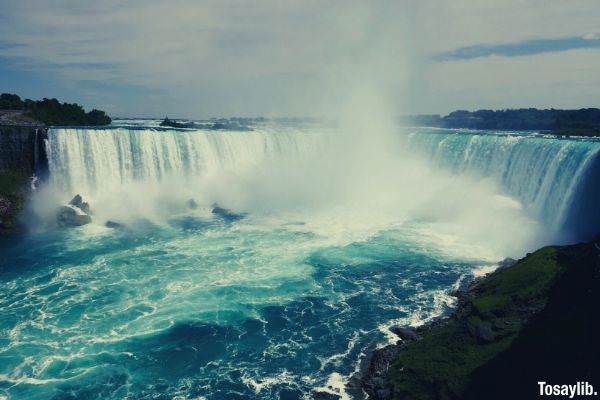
0 114 48 235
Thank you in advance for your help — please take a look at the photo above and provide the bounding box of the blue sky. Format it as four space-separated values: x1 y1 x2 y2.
1 1 600 117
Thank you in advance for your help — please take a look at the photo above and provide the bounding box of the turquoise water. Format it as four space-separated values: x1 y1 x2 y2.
1 123 599 399
0 214 475 399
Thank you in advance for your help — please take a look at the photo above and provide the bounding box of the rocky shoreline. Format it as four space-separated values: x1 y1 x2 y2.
334 239 600 400
347 237 600 399
345 258 518 399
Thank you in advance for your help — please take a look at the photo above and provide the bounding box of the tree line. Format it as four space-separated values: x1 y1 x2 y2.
404 108 600 136
0 93 111 126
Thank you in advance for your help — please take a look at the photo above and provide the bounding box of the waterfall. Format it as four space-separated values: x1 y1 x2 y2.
45 125 600 241
406 129 600 240
45 126 323 197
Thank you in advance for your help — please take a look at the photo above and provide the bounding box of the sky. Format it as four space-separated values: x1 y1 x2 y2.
1 1 600 118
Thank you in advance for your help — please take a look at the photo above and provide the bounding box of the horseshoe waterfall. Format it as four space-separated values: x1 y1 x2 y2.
1 122 599 400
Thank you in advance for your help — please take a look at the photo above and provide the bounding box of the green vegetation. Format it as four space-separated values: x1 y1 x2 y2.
0 93 111 126
404 108 600 136
0 93 25 110
387 247 571 400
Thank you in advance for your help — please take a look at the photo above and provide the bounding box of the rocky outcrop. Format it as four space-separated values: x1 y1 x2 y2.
389 326 420 342
211 203 245 221
56 195 92 227
353 240 600 400
56 206 92 227
105 220 124 229
69 194 91 214
186 198 198 210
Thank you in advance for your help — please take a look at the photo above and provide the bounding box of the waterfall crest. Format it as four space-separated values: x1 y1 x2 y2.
45 126 600 241
46 127 323 196
406 130 600 240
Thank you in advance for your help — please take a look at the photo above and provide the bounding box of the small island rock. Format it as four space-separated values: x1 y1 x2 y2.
69 194 91 214
57 206 91 227
105 220 124 229
186 199 198 210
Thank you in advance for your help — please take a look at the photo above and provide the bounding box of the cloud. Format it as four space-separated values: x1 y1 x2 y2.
0 1 414 117
435 36 600 61
0 1 599 116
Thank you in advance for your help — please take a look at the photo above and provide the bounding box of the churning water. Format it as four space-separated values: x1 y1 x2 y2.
1 122 599 399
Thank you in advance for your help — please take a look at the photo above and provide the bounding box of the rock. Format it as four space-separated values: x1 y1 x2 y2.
211 203 245 221
57 205 91 227
390 326 420 341
498 257 517 270
353 343 403 399
0 196 11 217
211 203 231 215
105 220 124 229
80 202 91 214
69 194 83 208
69 194 91 214
468 321 494 343
186 199 198 210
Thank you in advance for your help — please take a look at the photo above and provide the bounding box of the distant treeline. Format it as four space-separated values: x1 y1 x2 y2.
0 93 111 126
404 108 600 136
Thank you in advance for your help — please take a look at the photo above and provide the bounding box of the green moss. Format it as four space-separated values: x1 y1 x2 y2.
387 246 566 399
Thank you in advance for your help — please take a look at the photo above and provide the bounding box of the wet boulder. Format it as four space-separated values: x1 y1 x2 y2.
57 194 92 227
390 326 420 341
57 205 91 227
211 203 245 221
186 198 198 210
69 194 91 214
105 220 124 229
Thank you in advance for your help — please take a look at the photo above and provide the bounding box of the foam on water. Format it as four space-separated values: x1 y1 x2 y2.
0 217 480 399
1 123 599 399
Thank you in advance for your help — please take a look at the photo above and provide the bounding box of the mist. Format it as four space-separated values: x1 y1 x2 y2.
28 3 551 260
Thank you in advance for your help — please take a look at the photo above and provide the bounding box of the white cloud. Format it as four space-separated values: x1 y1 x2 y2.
0 0 599 116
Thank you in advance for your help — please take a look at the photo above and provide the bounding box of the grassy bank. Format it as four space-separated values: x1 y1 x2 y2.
368 240 600 399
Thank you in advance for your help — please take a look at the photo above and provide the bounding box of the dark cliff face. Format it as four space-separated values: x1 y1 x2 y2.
0 125 48 235
0 125 42 174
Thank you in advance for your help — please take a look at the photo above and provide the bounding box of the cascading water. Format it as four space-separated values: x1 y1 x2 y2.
44 124 600 241
45 126 324 198
405 128 600 241
2 122 599 400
